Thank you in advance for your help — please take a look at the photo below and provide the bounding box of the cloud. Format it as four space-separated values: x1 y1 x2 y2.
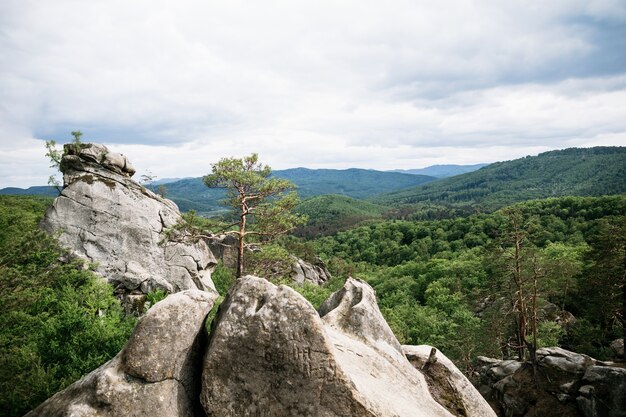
0 0 625 187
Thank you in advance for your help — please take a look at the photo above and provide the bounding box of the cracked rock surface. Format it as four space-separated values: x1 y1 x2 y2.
40 143 216 295
25 290 218 417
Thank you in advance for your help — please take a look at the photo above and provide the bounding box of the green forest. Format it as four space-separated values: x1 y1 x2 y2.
1 147 625 416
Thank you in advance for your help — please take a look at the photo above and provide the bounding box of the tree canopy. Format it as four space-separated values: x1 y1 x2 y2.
203 153 305 277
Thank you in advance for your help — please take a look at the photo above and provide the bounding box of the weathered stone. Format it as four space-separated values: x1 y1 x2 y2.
537 347 596 375
207 233 239 269
291 256 331 285
580 365 626 417
25 290 218 417
474 348 626 417
41 142 216 297
201 276 455 417
489 360 523 379
319 277 403 359
610 338 624 358
403 345 497 417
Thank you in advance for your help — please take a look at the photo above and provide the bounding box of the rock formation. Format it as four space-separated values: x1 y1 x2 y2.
202 276 455 416
403 345 497 417
28 275 494 416
291 255 331 285
25 290 218 417
40 143 216 299
474 347 626 417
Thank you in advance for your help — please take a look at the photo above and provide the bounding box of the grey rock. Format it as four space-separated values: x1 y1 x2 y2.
474 348 626 417
610 338 624 358
207 233 239 269
403 345 497 417
41 143 216 297
489 360 523 379
291 256 331 285
201 276 455 417
25 290 218 417
537 347 595 374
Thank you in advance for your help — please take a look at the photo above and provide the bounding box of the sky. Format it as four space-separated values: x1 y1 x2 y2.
1 0 626 188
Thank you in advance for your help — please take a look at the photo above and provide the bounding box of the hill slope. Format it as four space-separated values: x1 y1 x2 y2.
0 186 58 197
295 194 387 237
390 163 488 178
162 168 435 213
375 147 626 209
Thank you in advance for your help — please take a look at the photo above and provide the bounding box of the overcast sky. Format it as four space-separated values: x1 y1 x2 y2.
1 0 625 187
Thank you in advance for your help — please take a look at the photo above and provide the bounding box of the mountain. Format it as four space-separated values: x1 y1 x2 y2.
1 168 434 214
161 168 436 214
390 163 488 178
0 186 58 197
375 147 626 209
295 194 387 237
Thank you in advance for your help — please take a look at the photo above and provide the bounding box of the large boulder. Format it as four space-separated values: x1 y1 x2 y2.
201 276 470 416
25 290 218 417
41 143 216 298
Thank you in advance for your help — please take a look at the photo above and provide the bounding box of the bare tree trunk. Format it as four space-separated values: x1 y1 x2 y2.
237 208 247 278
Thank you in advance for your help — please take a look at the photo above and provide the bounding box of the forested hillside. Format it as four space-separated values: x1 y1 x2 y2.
160 168 435 213
294 194 387 237
0 196 136 416
376 147 626 209
391 163 488 178
306 195 626 367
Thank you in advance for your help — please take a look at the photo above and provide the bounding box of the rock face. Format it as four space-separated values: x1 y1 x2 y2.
291 255 332 285
41 143 216 297
26 276 493 417
474 347 626 417
403 345 497 417
25 290 218 417
201 276 458 417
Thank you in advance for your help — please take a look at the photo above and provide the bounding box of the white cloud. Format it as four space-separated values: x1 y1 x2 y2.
0 0 625 187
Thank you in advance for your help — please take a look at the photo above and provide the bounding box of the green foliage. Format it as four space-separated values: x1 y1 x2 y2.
375 147 626 209
281 276 347 310
146 288 168 306
312 195 626 363
148 168 435 215
211 262 237 295
246 244 293 281
203 153 306 277
0 196 135 417
294 194 387 238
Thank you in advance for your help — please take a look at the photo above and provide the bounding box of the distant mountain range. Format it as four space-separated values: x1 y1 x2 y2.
2 148 625 215
0 168 436 213
390 163 488 178
375 147 626 209
161 168 435 213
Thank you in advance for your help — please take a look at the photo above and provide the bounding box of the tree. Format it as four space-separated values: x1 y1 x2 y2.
203 153 305 278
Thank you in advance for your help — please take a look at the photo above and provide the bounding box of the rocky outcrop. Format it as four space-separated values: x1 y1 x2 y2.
25 290 218 417
291 255 331 285
403 345 497 417
474 347 626 417
202 276 457 416
41 143 216 298
26 276 492 417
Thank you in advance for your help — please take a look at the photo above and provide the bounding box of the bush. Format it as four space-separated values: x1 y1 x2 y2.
0 196 136 417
